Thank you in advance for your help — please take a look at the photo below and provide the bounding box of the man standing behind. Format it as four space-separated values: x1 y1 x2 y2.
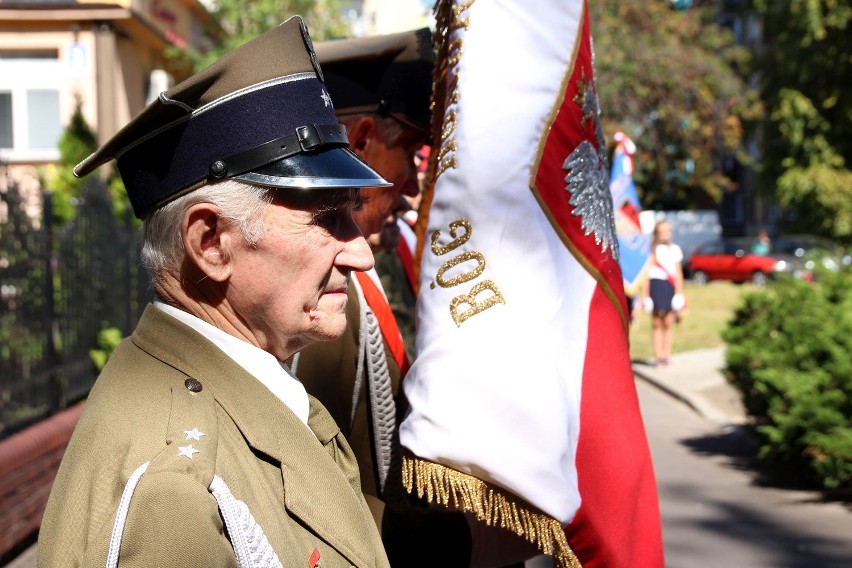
38 17 390 568
293 29 535 567
294 27 429 502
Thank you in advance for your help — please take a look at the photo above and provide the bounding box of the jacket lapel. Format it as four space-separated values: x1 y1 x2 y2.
132 306 377 567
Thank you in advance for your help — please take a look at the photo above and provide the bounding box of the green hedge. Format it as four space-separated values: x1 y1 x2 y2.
723 268 852 491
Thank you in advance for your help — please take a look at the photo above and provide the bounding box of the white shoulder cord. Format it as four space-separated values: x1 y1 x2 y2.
105 466 281 568
351 278 368 430
209 476 283 568
352 277 398 497
106 461 150 568
364 306 397 495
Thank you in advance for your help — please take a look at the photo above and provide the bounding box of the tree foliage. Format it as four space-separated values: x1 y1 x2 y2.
40 103 131 225
171 0 355 72
589 1 761 209
749 0 852 243
39 103 98 224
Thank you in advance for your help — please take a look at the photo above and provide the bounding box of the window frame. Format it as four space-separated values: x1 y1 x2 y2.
0 49 65 162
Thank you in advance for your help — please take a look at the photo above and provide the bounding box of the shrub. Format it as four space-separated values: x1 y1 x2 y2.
723 268 852 491
89 327 124 372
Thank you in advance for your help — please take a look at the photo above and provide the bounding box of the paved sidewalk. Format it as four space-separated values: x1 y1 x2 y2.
632 347 746 425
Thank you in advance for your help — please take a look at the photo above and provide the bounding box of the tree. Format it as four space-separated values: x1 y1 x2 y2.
39 102 98 224
589 1 761 209
40 102 132 225
749 0 852 243
170 0 356 72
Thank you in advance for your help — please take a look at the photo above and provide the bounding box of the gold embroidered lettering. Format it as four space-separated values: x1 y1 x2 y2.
450 281 505 327
452 2 474 30
447 38 464 67
435 111 457 177
435 154 457 179
448 85 460 106
436 251 486 288
430 219 472 255
433 1 474 183
429 219 505 325
435 141 456 179
440 111 457 145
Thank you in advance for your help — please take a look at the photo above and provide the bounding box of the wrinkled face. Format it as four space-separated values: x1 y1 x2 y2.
354 125 424 250
226 188 373 359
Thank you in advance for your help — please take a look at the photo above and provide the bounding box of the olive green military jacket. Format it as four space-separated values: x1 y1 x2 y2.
294 287 473 567
38 305 389 568
294 285 403 503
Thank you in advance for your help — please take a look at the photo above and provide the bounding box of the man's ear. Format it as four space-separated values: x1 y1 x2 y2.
182 203 235 283
345 115 377 157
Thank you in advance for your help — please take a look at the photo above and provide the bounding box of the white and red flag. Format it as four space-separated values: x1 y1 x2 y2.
400 1 663 566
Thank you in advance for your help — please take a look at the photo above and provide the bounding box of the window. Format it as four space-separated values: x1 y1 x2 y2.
0 92 12 149
0 49 59 60
0 50 63 160
27 90 61 149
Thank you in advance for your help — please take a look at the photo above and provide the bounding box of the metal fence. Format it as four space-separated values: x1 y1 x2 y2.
0 177 152 439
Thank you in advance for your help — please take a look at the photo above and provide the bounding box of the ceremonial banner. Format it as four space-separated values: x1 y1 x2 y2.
400 1 663 566
610 132 651 297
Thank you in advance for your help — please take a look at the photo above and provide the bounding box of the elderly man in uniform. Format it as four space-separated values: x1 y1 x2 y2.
291 29 535 568
38 18 390 568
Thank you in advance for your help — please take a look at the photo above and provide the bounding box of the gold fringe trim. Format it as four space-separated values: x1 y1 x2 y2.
402 454 582 568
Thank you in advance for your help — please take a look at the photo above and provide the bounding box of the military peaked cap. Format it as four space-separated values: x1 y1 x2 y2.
314 28 434 133
75 16 390 218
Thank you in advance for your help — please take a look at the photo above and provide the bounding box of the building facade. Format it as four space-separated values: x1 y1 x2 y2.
0 0 211 180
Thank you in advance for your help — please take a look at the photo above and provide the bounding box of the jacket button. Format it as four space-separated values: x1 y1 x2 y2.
184 378 203 392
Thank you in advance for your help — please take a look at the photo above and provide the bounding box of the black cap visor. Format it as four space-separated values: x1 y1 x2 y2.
234 146 390 191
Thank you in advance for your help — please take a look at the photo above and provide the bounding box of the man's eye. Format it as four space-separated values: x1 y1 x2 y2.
353 194 368 212
312 207 354 232
312 209 337 227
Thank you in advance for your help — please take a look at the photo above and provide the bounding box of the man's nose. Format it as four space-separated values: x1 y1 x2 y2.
339 232 375 273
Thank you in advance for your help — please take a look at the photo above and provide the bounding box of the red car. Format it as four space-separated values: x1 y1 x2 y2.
687 239 792 287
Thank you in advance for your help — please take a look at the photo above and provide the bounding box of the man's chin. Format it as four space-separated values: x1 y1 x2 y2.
307 316 348 342
307 294 349 332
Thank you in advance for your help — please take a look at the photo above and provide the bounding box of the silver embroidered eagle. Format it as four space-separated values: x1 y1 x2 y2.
562 74 618 262
563 142 618 262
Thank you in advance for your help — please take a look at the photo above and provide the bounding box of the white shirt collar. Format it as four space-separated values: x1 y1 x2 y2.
153 301 310 427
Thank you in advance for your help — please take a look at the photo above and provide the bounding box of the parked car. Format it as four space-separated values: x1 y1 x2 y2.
772 234 851 272
688 239 795 287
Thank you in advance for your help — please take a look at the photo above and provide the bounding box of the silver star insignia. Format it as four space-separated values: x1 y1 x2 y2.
178 444 200 459
320 89 332 108
184 428 205 441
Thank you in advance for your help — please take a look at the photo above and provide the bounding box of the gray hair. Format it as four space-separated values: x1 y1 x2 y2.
141 179 273 290
339 113 407 147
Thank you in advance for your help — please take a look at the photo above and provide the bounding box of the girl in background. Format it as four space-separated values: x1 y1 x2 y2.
642 220 685 367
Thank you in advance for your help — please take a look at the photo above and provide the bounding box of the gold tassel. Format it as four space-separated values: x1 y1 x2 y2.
402 454 583 568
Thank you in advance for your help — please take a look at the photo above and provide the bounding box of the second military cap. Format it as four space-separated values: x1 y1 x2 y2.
74 16 390 218
314 28 434 133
